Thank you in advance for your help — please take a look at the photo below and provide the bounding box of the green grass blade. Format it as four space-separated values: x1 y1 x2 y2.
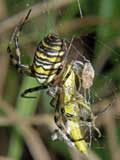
8 77 40 160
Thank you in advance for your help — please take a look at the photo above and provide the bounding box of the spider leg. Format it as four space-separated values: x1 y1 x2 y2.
50 96 58 108
13 9 31 64
21 85 48 98
7 9 33 77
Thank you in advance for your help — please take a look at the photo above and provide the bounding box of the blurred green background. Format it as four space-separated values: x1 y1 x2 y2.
0 0 120 160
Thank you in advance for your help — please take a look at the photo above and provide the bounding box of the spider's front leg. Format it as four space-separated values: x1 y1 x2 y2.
7 9 33 77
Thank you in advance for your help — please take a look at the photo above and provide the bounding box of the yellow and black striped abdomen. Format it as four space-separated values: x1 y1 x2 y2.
32 34 66 84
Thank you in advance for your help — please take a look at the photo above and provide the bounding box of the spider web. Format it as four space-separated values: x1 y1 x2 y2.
23 0 120 133
16 0 120 127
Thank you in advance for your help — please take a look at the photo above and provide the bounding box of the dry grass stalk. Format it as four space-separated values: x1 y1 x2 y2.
0 0 73 35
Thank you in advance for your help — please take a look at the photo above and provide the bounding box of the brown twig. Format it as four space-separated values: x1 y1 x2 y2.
88 151 102 160
0 99 52 160
0 0 7 20
69 147 89 160
0 114 55 130
0 0 73 35
0 94 120 159
20 125 51 160
103 110 120 160
0 55 9 97
0 98 55 128
0 156 13 160
56 16 108 35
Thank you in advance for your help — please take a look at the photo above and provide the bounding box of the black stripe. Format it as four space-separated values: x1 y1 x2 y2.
34 70 57 77
35 74 55 80
36 47 65 58
35 76 48 79
37 42 57 53
34 63 59 71
47 34 62 42
66 134 76 142
37 42 65 54
44 37 62 47
66 134 84 142
33 55 53 65
34 72 50 78
34 54 63 64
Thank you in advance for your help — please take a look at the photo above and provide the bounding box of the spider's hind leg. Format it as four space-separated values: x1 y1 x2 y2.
21 85 48 98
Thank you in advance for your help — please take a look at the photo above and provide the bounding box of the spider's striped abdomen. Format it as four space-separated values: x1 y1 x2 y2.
32 34 66 84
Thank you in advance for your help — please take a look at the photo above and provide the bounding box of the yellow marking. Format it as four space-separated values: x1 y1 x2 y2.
61 65 88 154
59 51 65 56
64 103 79 118
33 64 57 75
36 51 61 63
69 121 88 154
63 66 76 102
42 40 61 51
74 98 92 113
64 104 75 116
